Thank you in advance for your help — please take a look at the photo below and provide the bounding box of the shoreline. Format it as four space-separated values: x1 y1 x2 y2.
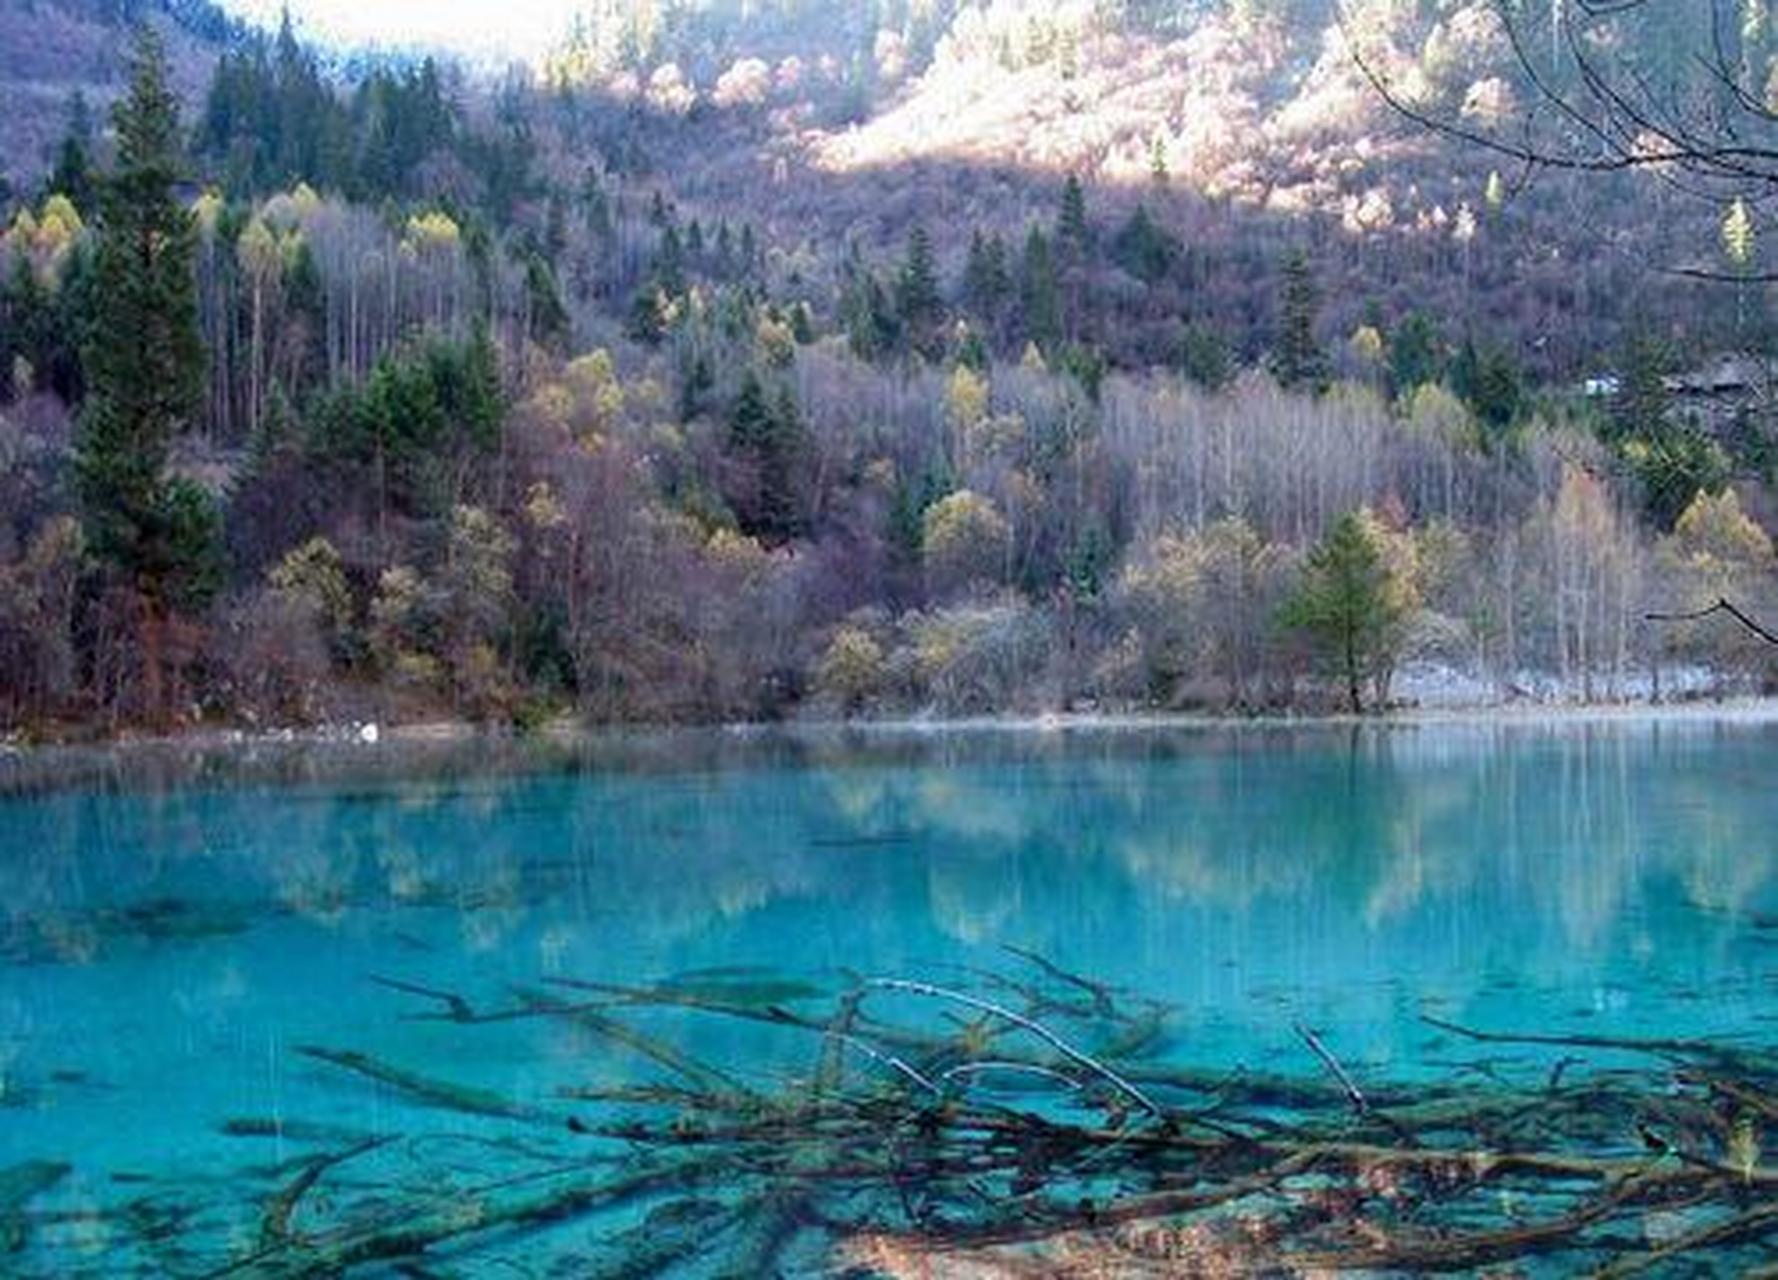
7 693 1778 762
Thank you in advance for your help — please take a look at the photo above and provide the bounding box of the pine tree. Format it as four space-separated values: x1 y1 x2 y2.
49 94 97 214
1111 203 1176 284
1387 312 1445 398
526 252 570 348
1610 331 1672 442
1451 339 1523 435
727 370 773 454
898 225 944 357
626 284 668 346
1018 225 1062 350
74 27 215 722
1270 249 1327 394
842 269 899 361
1284 511 1408 714
1178 323 1231 392
963 228 1010 318
763 385 808 542
1058 173 1092 255
726 372 806 542
654 223 687 296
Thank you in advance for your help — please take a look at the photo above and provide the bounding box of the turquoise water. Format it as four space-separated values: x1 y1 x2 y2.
1 718 1776 1272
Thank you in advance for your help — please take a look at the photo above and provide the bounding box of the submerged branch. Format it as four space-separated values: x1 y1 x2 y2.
41 962 1775 1276
865 977 1164 1118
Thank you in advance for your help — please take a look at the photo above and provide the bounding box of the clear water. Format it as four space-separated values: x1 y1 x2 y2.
1 718 1775 1272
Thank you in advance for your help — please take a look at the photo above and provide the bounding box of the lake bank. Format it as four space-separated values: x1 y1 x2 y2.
6 693 1778 799
9 691 1778 753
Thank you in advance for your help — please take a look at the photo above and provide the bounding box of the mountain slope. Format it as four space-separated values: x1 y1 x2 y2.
0 0 236 189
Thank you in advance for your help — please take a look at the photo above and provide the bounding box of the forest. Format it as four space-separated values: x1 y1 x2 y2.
3 0 1778 735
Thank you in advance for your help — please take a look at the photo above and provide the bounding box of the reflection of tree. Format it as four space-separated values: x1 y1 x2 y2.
926 859 1021 945
1670 767 1778 916
1 728 1774 1016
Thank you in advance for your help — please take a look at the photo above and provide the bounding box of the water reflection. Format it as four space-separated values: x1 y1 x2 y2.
1 722 1776 1232
4 723 1777 985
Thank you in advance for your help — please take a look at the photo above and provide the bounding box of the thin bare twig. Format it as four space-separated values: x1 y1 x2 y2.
865 978 1164 1117
1292 1021 1367 1115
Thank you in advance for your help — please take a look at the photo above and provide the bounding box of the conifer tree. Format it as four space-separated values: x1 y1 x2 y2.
1058 173 1092 255
49 94 97 215
898 225 943 357
1284 511 1408 714
728 370 773 455
763 385 808 541
1387 312 1445 398
1019 225 1062 351
526 253 571 348
726 372 806 543
74 27 217 721
963 229 1010 318
1111 203 1176 284
1271 249 1327 394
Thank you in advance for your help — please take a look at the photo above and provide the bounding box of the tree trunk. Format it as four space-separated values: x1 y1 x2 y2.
138 592 165 728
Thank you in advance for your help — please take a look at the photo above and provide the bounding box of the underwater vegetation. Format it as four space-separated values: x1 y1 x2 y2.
5 952 1774 1276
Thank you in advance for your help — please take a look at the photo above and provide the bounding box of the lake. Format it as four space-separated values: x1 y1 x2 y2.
2 717 1775 1274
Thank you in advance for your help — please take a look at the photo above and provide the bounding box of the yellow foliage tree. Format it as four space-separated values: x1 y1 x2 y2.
922 490 1012 598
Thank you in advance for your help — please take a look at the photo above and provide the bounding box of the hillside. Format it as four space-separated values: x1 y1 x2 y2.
0 0 1728 367
0 0 236 191
1 0 1774 737
506 0 1722 375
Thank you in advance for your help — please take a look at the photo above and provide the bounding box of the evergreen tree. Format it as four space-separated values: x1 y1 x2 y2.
789 301 816 345
1270 249 1327 394
1387 312 1445 398
725 372 806 542
1610 331 1728 527
525 252 570 348
727 370 773 455
654 223 687 297
1058 173 1092 255
956 324 991 372
1450 339 1523 435
1178 322 1231 391
897 225 944 358
739 223 759 276
626 284 668 346
678 349 714 420
74 27 215 721
1018 225 1062 351
2 257 53 399
1111 203 1177 284
963 228 1010 319
763 386 808 542
48 94 97 214
842 268 899 361
1284 511 1408 714
1610 330 1674 443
